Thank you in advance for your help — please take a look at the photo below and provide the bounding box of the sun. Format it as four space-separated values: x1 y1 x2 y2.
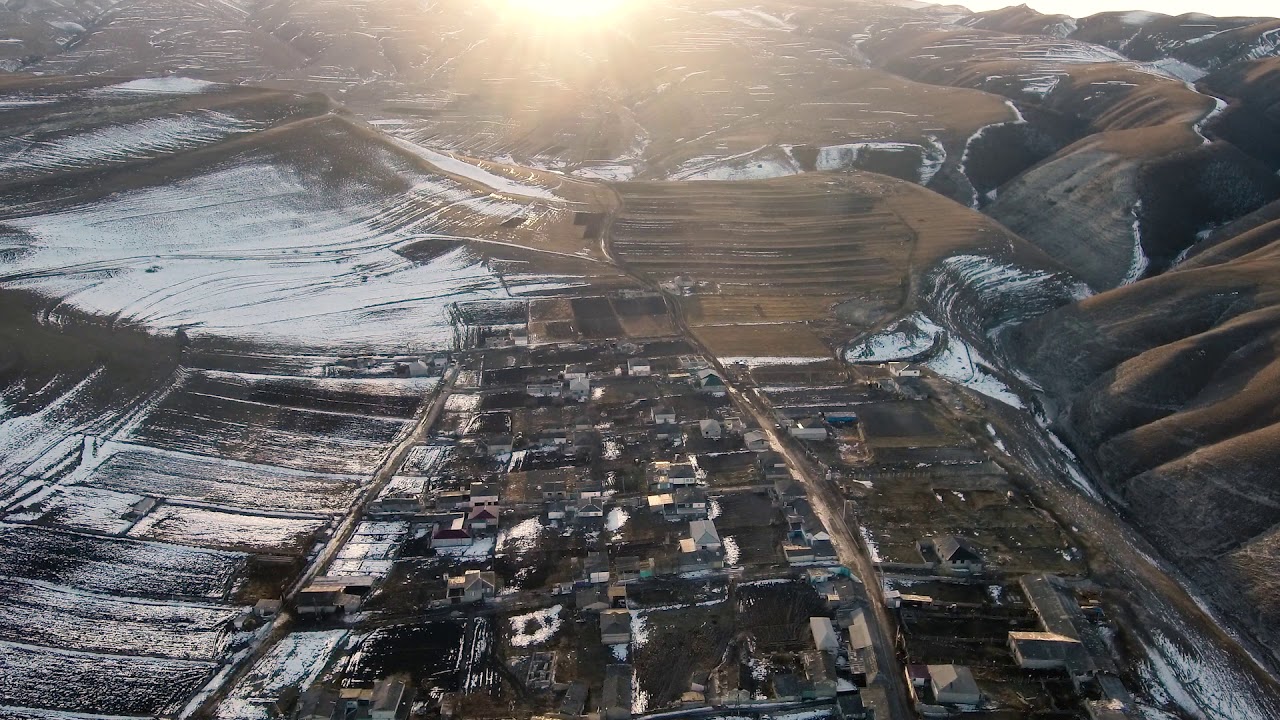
504 0 628 21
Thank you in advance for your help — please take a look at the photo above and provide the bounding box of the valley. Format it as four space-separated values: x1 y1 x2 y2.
3 1 1280 719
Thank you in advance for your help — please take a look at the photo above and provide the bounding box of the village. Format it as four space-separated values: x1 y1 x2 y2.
191 290 1157 720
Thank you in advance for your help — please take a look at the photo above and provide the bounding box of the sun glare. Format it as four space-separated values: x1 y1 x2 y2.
504 0 628 21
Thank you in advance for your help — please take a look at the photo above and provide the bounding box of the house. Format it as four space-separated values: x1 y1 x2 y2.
253 599 282 619
124 497 157 520
698 419 722 440
836 692 868 720
470 482 500 508
1020 574 1116 674
758 451 791 481
569 430 597 456
577 587 610 613
810 616 839 652
823 410 858 426
886 362 921 377
679 545 725 572
772 477 805 505
565 364 589 381
576 480 605 499
627 357 651 377
431 516 472 548
789 416 829 440
433 490 470 511
296 686 339 720
296 586 359 617
369 492 423 516
648 488 709 520
600 609 632 644
371 676 412 720
651 406 677 425
613 556 654 583
560 681 589 717
1008 631 1089 674
485 435 514 456
339 687 373 716
447 570 497 604
547 500 568 522
566 377 590 402
527 382 562 399
468 505 498 532
666 462 700 487
403 359 433 378
693 368 726 396
803 650 838 698
584 552 611 584
654 422 681 442
928 535 984 574
687 519 721 551
542 481 569 500
601 664 634 720
743 429 770 452
929 664 980 706
577 497 605 519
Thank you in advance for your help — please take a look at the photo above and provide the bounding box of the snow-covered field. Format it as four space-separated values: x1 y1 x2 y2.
328 521 409 577
215 631 347 720
127 504 327 554
0 577 237 660
0 111 261 181
75 442 364 514
1 155 579 352
0 523 245 599
0 640 215 717
7 484 142 535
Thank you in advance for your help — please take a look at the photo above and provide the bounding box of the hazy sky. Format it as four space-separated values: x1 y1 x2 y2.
961 0 1277 19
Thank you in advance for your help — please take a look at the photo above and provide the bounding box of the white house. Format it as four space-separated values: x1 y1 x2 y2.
789 417 829 441
627 358 652 377
886 362 921 378
743 429 770 452
810 617 839 653
527 383 562 398
688 519 721 551
651 406 677 425
431 516 472 548
928 664 981 706
698 419 722 440
567 377 590 402
471 482 500 507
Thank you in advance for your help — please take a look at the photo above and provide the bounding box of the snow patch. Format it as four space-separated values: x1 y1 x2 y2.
508 605 563 647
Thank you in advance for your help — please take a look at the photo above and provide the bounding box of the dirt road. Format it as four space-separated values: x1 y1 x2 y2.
727 384 912 720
